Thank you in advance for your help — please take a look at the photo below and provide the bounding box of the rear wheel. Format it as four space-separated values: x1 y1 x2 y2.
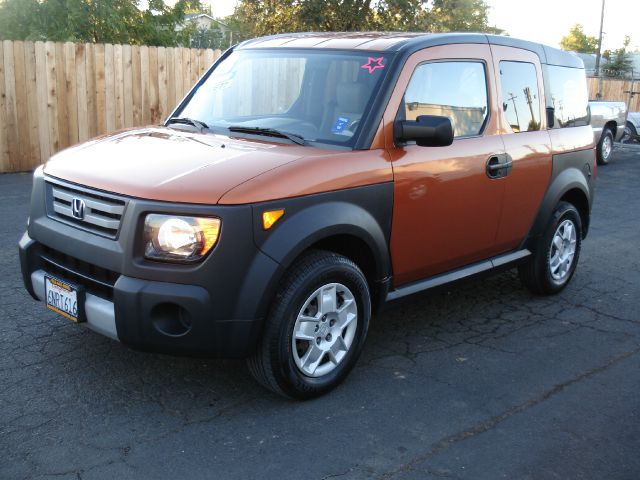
519 201 582 295
597 128 614 165
248 250 371 399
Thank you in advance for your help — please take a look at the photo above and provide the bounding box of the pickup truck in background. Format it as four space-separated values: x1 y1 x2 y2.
589 100 628 164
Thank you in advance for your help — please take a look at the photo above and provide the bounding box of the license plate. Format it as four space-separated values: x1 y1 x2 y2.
45 275 84 323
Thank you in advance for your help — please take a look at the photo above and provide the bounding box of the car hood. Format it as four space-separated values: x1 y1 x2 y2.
43 127 311 204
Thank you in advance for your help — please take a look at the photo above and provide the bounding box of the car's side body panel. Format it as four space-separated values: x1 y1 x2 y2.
383 44 508 285
488 45 554 252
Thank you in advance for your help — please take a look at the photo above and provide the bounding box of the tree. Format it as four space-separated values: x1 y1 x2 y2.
428 0 503 34
189 25 230 49
370 0 432 32
602 35 633 77
227 0 503 40
0 0 203 46
560 24 598 53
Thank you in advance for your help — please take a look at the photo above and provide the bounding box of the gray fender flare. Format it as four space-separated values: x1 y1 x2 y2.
526 166 591 245
236 197 392 322
258 200 391 279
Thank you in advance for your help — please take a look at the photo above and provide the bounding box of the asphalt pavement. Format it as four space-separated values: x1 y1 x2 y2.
1 145 639 480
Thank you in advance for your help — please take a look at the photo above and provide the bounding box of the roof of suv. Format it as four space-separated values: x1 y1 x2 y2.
238 32 584 69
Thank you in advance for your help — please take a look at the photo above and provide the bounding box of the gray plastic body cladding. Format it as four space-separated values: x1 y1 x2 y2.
251 182 393 278
26 173 280 325
112 276 263 357
525 148 595 245
23 175 392 355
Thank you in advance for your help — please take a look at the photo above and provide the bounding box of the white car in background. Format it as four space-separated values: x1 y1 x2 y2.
623 111 640 144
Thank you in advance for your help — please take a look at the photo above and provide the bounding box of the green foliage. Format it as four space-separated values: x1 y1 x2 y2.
602 35 633 77
189 25 230 49
0 0 203 46
0 0 503 47
227 0 503 39
560 24 598 53
428 0 503 34
372 0 430 31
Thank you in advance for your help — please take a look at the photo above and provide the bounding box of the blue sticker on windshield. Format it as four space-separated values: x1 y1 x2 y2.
331 116 350 134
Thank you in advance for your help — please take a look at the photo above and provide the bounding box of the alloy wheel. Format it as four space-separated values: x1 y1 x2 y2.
549 219 577 282
291 283 358 377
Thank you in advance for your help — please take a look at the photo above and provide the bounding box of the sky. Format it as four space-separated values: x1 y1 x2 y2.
204 0 638 51
487 0 639 52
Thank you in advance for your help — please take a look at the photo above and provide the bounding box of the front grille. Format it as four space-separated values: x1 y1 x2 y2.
41 245 119 300
46 181 126 238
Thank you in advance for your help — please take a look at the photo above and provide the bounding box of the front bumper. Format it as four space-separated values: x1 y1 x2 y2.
20 230 275 357
19 173 283 357
30 269 118 340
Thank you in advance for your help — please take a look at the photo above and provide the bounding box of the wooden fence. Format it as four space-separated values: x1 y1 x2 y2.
0 40 220 173
1 43 637 174
587 77 640 111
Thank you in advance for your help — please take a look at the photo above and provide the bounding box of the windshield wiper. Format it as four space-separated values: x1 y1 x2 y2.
166 117 210 131
227 126 306 145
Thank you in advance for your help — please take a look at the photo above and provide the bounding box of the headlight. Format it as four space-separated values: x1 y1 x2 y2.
144 214 221 262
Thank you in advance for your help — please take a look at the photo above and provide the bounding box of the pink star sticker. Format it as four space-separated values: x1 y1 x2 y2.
361 57 385 74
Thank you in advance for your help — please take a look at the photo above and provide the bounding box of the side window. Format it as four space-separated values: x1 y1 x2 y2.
547 65 589 128
401 61 488 138
499 61 541 133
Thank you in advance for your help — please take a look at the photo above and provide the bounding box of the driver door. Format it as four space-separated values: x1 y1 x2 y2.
385 44 508 285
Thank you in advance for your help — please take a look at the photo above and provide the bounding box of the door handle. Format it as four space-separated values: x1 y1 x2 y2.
487 159 513 171
486 154 512 178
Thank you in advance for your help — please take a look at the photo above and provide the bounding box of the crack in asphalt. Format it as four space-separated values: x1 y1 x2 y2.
374 346 640 479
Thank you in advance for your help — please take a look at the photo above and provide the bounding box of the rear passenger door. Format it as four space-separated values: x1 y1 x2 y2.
386 44 508 286
489 45 553 251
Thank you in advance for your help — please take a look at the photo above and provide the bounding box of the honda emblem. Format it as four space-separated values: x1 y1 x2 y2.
71 198 85 220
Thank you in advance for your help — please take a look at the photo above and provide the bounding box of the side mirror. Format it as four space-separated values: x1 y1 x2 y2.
395 115 454 147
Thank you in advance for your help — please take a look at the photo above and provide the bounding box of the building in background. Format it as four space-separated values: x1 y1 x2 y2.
177 13 235 49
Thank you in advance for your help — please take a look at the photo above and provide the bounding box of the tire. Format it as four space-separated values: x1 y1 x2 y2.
519 201 582 295
247 250 371 399
622 122 638 144
596 128 614 165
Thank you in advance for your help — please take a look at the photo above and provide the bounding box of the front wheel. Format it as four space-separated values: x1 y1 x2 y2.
519 201 582 295
248 250 371 399
597 128 614 165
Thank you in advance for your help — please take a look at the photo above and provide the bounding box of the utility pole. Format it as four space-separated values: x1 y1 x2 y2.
594 0 606 77
507 92 520 130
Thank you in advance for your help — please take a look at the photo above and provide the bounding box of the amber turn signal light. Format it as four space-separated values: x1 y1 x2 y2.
262 209 285 230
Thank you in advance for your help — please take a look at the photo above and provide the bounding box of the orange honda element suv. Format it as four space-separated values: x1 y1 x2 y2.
20 33 595 398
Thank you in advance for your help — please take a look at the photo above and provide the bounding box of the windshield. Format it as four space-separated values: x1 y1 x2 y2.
175 49 392 147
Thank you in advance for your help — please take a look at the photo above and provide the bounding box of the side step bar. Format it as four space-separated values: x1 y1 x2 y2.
385 249 531 301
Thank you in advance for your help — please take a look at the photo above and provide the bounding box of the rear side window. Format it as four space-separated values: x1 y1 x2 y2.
546 65 589 128
401 61 488 138
499 61 541 133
